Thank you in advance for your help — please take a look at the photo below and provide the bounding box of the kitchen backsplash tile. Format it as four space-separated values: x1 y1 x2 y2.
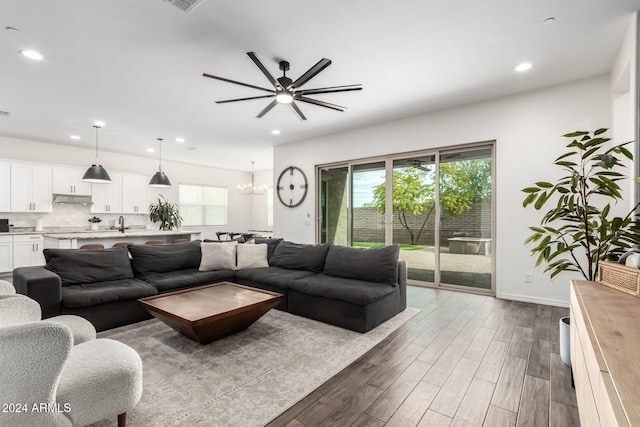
2 204 148 230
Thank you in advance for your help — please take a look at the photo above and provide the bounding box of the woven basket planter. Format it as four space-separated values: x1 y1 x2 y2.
599 261 640 297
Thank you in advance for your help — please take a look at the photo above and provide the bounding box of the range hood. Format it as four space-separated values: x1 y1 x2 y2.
52 194 93 205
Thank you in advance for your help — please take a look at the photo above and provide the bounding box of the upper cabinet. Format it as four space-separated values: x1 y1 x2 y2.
52 166 92 195
0 162 10 212
122 173 149 214
10 163 52 212
90 172 123 213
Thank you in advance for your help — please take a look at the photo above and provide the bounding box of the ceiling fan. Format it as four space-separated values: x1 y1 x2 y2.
202 52 362 121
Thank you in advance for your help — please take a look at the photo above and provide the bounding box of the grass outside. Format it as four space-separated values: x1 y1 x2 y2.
353 242 429 251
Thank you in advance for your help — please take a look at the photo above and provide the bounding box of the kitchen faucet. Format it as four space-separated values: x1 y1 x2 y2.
118 216 125 233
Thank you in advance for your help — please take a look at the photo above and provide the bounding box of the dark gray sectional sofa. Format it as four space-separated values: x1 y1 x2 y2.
13 239 407 333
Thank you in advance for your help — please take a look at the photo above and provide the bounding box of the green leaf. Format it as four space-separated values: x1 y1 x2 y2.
535 182 553 188
563 131 589 138
593 128 608 135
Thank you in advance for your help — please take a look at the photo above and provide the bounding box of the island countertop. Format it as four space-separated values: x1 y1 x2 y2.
43 229 200 240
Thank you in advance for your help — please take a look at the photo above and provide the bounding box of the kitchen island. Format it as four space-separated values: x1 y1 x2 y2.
43 229 202 249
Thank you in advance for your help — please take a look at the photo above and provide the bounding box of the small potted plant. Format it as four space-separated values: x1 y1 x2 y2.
149 195 183 230
88 216 102 231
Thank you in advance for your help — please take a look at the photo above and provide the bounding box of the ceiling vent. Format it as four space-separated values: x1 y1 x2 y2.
164 0 204 13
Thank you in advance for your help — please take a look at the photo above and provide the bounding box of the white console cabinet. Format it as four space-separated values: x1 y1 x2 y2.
570 280 639 426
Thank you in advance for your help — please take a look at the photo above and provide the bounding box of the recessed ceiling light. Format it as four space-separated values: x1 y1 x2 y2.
20 49 44 61
515 62 532 72
176 137 185 143
146 148 155 153
70 135 81 140
271 129 281 135
93 120 106 127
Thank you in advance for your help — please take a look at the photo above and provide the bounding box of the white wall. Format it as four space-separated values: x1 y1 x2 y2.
0 136 273 239
273 75 616 307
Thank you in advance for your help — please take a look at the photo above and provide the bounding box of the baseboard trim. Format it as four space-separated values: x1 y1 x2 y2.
499 292 569 308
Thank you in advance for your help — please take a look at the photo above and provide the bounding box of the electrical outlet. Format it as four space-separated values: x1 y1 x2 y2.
524 272 533 283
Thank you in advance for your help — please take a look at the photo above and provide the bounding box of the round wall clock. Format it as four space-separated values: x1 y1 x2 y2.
277 166 308 208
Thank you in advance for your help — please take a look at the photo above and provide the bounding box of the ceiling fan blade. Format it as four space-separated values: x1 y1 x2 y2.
290 58 332 89
247 52 279 88
296 96 347 112
216 94 275 104
297 85 363 96
289 101 307 121
203 73 274 94
256 99 279 118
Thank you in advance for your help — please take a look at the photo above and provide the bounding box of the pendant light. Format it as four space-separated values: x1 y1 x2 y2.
149 138 172 187
82 124 112 183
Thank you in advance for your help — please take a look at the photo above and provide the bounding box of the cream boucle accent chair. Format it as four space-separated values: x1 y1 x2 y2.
0 280 95 345
0 281 143 426
0 321 143 427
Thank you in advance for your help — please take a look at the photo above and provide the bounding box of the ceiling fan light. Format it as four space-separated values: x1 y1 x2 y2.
276 92 294 104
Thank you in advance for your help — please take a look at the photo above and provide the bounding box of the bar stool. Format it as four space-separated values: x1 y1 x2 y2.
215 232 228 241
145 240 164 245
112 242 134 248
79 244 104 250
172 239 189 244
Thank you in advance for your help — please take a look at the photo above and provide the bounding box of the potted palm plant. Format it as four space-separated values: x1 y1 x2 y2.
522 128 640 366
149 195 183 230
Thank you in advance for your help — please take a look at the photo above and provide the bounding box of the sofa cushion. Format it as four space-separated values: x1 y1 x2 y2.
237 243 269 269
128 240 201 275
269 241 330 273
324 244 400 285
235 266 316 291
137 268 236 292
62 278 157 308
249 238 283 261
199 241 237 271
288 274 397 306
44 247 134 286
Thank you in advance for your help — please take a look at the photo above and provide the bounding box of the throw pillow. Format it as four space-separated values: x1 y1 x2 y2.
128 240 201 275
199 241 237 271
323 244 400 285
237 243 269 269
44 247 134 286
269 241 330 272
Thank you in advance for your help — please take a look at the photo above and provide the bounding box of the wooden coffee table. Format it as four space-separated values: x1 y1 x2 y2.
138 282 283 344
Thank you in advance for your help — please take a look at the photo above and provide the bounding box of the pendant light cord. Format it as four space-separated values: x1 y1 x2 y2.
157 138 163 173
93 125 100 165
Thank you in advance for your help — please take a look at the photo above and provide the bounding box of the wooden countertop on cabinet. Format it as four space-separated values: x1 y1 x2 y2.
570 280 640 427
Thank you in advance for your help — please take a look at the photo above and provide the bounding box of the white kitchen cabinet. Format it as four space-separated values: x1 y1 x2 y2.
122 173 149 214
91 172 122 213
10 163 52 212
13 234 44 268
52 166 92 195
0 161 10 212
0 235 13 273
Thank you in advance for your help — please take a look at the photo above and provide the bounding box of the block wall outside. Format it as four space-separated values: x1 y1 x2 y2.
352 201 491 245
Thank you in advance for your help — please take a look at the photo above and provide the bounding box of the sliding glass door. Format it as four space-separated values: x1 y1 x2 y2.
317 143 494 294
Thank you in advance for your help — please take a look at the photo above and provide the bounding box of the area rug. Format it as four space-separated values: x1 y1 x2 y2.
91 307 419 427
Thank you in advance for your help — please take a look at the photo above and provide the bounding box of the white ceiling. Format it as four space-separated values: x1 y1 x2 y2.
1 0 639 172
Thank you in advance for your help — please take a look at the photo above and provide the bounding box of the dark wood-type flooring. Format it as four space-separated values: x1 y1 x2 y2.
267 285 580 427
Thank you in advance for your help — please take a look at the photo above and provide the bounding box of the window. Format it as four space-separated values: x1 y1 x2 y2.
179 184 227 226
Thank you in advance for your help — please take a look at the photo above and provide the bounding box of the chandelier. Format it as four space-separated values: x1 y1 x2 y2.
238 161 267 195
